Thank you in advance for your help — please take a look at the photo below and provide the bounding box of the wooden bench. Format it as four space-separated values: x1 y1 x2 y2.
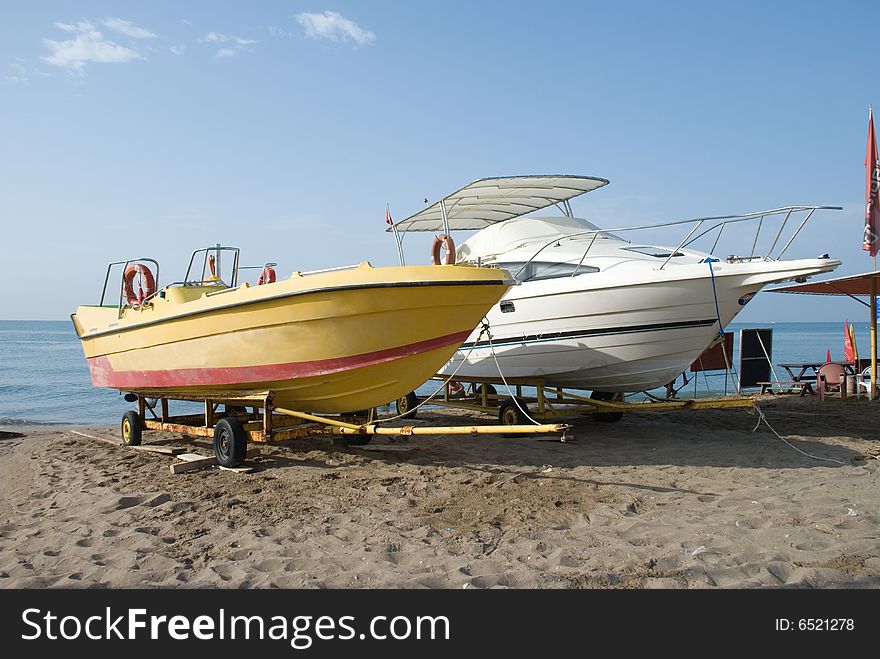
757 381 815 396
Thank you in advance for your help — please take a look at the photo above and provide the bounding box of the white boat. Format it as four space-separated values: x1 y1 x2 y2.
389 175 841 393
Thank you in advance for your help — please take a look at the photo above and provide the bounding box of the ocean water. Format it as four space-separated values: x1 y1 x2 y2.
0 319 873 427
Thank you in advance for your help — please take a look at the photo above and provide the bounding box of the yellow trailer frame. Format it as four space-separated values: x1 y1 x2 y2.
398 375 756 423
120 388 571 467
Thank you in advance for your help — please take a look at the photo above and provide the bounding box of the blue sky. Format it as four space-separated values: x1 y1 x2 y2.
1 1 878 322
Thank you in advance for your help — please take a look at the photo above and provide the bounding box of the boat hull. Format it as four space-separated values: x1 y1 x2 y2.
443 258 839 392
74 265 511 413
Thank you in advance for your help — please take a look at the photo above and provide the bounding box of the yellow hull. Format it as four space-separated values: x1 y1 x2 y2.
73 263 511 413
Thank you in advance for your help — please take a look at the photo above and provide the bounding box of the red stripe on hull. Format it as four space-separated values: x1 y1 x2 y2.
87 330 470 389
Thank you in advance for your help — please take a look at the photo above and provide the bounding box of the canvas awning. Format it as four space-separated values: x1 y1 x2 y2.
770 270 880 300
390 175 609 233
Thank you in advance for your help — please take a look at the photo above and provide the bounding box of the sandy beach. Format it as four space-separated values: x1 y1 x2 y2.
1 395 878 589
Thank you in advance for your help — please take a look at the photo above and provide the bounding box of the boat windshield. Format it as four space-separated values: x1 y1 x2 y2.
496 261 599 282
622 246 685 258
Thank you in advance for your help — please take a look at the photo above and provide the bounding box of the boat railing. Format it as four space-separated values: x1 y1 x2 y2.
98 258 161 318
184 245 241 288
507 205 841 278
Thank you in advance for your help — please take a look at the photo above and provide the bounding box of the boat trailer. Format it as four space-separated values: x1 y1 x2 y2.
394 375 756 425
117 388 571 468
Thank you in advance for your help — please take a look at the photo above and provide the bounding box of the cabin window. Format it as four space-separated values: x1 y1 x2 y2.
622 246 684 258
496 262 599 282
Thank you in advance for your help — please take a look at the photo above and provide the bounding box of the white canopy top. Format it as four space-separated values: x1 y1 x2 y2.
390 175 609 233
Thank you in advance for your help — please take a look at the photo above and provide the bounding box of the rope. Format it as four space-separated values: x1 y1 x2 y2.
755 331 784 388
484 323 542 425
375 324 493 424
706 260 742 395
751 403 845 465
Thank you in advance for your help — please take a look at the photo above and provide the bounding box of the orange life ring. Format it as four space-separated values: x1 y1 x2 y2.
258 265 276 285
431 234 456 265
122 263 156 307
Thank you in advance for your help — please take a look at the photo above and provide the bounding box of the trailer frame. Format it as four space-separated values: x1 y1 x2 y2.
395 375 756 423
119 388 571 468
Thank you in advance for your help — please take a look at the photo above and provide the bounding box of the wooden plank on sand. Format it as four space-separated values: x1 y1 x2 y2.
131 445 185 455
220 465 255 474
170 454 216 474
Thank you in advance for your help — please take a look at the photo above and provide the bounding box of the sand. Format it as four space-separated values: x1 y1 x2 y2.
1 395 878 589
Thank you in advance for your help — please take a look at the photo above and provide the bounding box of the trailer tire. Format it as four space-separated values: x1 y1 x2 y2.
335 434 373 446
499 397 528 437
395 391 418 419
333 411 373 446
121 410 142 446
590 391 624 423
222 404 249 420
213 417 248 467
475 384 497 404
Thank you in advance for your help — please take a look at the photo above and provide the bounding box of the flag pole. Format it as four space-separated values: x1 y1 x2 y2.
871 105 878 398
871 275 876 398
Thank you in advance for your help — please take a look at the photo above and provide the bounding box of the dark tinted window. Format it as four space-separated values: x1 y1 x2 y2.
496 262 599 282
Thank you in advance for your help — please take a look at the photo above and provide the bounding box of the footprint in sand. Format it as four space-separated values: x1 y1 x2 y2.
114 493 171 511
735 517 773 530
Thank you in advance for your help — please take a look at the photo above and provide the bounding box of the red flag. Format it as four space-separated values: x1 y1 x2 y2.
844 320 855 364
826 348 832 363
863 107 880 256
385 205 393 226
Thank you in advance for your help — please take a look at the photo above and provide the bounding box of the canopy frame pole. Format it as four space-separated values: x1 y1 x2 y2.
440 198 451 237
872 276 878 399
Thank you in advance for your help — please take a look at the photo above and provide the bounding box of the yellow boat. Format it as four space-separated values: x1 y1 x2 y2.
72 245 512 413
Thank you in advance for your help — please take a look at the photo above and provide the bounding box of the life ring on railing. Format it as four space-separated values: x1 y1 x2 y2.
122 263 156 307
257 265 276 285
431 234 456 265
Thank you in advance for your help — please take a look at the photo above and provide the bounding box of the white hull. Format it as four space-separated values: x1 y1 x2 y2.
443 258 839 392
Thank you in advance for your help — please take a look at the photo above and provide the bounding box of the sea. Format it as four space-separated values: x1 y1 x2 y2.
0 319 873 427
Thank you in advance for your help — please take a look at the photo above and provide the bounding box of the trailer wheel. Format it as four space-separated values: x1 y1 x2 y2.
499 397 528 437
590 391 624 423
334 434 373 446
121 410 142 446
475 384 497 405
223 404 249 419
395 391 418 419
333 411 373 446
213 417 248 467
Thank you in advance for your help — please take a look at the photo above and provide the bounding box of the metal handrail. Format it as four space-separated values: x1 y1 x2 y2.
100 258 161 318
118 258 161 316
503 205 841 278
184 245 241 288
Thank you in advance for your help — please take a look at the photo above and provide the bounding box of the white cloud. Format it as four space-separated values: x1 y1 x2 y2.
295 11 375 46
199 32 256 59
5 61 28 83
102 18 157 39
42 20 142 74
269 25 294 38
199 32 256 46
169 45 185 56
